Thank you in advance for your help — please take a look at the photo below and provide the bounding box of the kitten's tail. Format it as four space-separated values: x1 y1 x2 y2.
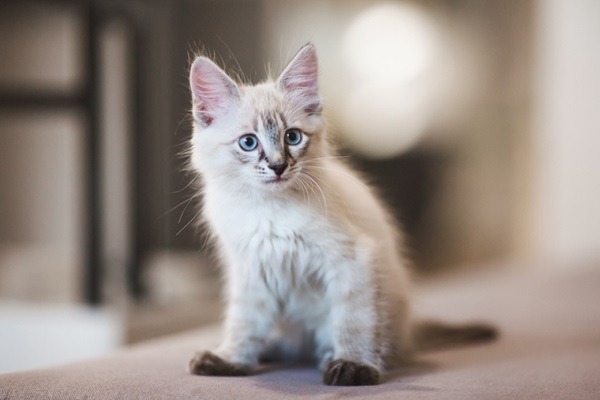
412 320 498 352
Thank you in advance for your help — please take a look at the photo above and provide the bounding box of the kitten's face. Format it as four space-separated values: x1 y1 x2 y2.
189 44 325 193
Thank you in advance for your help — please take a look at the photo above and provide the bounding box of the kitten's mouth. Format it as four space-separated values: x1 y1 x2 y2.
264 176 289 185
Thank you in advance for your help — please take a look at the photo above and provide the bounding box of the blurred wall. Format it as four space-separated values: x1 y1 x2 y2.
531 0 600 266
0 4 84 303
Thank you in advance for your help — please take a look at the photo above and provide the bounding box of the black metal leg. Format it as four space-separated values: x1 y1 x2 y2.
84 2 102 305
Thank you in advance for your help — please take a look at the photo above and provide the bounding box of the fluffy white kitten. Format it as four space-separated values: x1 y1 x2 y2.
187 44 495 386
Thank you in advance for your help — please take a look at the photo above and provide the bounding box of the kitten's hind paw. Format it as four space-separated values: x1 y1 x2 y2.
323 359 380 386
188 351 249 376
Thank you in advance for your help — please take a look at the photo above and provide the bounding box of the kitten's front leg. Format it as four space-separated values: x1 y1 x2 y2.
189 280 275 376
322 249 383 386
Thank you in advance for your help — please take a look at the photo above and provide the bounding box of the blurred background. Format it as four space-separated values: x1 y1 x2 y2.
0 0 598 374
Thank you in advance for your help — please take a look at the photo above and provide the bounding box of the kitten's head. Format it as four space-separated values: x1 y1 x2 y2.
189 44 326 194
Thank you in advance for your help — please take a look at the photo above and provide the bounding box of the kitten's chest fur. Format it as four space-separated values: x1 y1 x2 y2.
206 187 344 313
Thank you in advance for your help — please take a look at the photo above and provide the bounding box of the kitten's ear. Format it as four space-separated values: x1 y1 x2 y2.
277 43 321 115
189 56 240 126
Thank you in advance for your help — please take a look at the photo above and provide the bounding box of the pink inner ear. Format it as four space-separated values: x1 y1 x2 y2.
279 46 321 115
190 58 239 126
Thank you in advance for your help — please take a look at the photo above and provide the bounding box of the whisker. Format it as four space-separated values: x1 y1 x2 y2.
304 169 356 224
171 175 199 194
160 192 201 218
301 165 371 191
302 174 328 221
178 193 199 224
296 175 311 206
177 206 203 236
303 155 351 163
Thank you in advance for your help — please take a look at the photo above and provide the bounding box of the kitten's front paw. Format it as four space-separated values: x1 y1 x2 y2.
188 351 249 376
323 359 380 386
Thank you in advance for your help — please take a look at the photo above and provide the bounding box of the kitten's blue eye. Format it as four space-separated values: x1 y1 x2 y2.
239 134 258 151
285 129 302 145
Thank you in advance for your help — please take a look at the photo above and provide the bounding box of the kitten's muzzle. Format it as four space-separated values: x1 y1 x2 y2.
268 162 288 176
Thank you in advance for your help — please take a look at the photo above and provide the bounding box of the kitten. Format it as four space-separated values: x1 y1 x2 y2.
186 44 495 386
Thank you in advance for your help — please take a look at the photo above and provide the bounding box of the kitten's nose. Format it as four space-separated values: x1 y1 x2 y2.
268 162 288 176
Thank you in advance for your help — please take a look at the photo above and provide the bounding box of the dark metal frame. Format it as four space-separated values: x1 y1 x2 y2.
83 2 102 305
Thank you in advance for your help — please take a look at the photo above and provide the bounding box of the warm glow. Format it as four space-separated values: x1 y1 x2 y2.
340 84 428 158
342 3 437 85
338 3 439 158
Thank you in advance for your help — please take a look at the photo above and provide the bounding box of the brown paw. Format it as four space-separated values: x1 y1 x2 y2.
188 351 249 376
323 359 380 386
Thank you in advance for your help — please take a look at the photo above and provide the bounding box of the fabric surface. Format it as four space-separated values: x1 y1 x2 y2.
1 265 599 399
